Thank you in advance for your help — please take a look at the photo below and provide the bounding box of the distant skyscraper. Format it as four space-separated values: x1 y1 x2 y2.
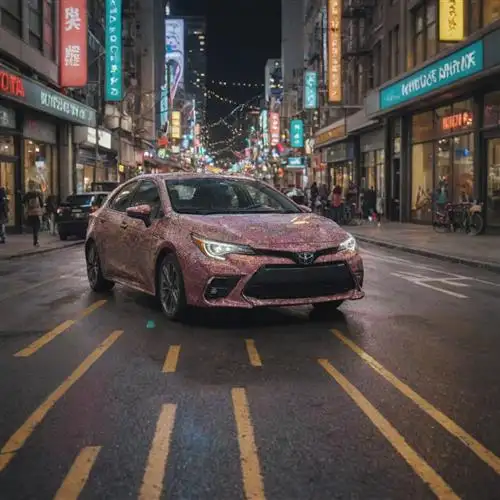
184 17 207 129
265 59 283 103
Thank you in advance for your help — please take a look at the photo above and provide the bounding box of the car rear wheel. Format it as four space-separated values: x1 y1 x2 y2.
157 254 187 321
59 233 68 241
86 242 114 292
313 300 344 311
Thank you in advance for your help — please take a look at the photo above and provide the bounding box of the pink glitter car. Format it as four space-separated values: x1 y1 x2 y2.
85 173 364 320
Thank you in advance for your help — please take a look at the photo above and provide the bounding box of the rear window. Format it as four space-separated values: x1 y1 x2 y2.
65 195 97 206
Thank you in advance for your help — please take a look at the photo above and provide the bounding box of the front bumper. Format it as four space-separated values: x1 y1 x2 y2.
181 249 364 308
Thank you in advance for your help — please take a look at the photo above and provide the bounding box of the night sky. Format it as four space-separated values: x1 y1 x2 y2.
172 0 281 145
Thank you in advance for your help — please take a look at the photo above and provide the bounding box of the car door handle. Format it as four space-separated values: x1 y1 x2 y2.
120 221 128 229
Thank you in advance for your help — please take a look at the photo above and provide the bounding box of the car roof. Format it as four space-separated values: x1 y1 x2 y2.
130 173 259 183
69 191 111 196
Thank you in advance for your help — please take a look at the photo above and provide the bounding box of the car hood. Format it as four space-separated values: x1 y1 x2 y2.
178 212 350 248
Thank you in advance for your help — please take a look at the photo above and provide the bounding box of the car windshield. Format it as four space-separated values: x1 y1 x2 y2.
165 178 302 215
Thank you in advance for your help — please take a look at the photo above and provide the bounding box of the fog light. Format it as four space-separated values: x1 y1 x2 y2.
204 276 241 300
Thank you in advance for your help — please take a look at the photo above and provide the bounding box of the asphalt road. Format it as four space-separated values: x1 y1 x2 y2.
1 242 500 500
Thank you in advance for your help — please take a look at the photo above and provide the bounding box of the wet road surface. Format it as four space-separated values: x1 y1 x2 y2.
1 243 500 499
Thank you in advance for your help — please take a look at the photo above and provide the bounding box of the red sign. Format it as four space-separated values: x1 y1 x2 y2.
441 111 473 131
60 0 88 87
269 112 280 146
0 70 25 98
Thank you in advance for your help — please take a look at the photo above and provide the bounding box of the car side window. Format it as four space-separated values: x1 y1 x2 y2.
108 182 138 213
130 180 162 218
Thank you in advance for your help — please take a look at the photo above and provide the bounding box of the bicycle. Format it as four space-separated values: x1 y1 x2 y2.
432 201 484 235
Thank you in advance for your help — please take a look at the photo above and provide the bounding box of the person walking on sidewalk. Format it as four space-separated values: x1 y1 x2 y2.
0 187 8 244
45 194 58 235
23 181 43 247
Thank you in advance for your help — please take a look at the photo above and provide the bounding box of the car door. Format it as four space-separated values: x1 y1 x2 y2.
97 180 140 279
120 179 165 289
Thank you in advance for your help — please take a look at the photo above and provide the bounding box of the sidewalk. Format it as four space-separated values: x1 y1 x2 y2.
348 222 500 272
0 232 84 260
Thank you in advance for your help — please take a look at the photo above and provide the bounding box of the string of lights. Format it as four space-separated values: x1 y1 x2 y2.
203 92 264 129
210 80 263 88
191 80 239 106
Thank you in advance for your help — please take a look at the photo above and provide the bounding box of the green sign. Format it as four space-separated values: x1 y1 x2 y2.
380 40 483 110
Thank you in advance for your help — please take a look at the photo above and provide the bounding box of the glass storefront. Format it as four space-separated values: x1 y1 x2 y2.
24 140 54 196
329 162 354 195
361 149 385 214
0 135 17 227
487 138 500 226
411 100 475 221
76 148 117 193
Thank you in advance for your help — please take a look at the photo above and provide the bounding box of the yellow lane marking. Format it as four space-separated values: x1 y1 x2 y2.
231 388 266 500
139 404 177 500
162 345 181 373
245 339 262 367
14 300 108 357
54 446 101 500
318 359 459 499
332 329 500 475
0 330 123 473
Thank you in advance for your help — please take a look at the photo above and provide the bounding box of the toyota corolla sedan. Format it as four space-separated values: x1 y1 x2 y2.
85 173 364 320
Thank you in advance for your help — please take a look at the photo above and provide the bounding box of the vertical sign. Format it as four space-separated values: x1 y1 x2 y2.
60 0 87 87
304 71 318 109
327 0 342 102
105 0 123 101
439 0 465 42
269 112 280 146
260 110 269 147
290 120 304 148
171 111 181 139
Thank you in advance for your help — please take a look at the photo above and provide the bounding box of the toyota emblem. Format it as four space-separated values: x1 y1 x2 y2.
297 252 315 265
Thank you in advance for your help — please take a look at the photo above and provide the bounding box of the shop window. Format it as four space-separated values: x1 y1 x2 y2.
24 140 53 196
484 91 500 128
483 0 500 26
361 152 376 191
1 0 22 36
412 111 435 142
0 136 15 156
411 142 434 221
486 138 500 225
376 150 386 213
435 139 452 204
0 160 15 226
453 133 474 202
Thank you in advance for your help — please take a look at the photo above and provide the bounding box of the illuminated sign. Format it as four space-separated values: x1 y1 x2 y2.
290 120 304 148
315 124 346 147
441 111 473 131
327 0 342 103
439 0 465 42
105 0 123 100
0 70 25 98
171 111 181 139
304 71 318 109
60 0 88 87
269 112 280 146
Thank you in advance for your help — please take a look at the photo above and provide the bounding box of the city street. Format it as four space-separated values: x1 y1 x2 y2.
1 243 500 499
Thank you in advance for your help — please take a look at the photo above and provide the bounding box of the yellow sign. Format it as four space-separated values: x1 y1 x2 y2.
439 0 464 42
315 125 346 147
171 111 181 139
327 0 342 102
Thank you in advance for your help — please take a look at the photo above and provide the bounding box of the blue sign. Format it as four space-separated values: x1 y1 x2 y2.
290 119 304 148
380 40 483 110
287 157 304 168
304 71 318 109
105 0 123 101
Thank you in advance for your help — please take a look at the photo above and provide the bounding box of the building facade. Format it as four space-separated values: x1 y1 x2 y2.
307 0 500 230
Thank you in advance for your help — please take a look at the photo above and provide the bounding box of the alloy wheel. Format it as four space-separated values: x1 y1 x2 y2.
87 245 99 286
160 261 180 316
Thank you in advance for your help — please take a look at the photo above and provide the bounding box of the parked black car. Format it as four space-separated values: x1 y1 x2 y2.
56 192 110 240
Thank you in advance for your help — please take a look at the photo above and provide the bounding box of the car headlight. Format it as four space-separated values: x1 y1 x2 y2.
338 235 357 253
191 234 255 260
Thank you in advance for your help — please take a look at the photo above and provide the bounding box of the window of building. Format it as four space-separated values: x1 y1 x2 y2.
412 111 434 142
43 0 55 60
486 137 500 225
484 91 500 127
412 0 438 67
393 25 400 78
468 0 481 33
412 142 434 220
414 6 426 65
1 0 22 36
373 41 382 87
24 140 54 196
453 133 474 201
28 0 43 51
426 2 437 58
483 0 500 26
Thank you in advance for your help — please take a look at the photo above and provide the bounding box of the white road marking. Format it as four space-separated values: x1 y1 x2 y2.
391 272 468 299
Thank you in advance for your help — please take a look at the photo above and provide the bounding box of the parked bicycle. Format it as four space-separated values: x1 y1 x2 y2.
432 201 484 235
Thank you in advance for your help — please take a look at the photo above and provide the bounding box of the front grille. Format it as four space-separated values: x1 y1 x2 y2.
252 246 338 265
244 262 355 300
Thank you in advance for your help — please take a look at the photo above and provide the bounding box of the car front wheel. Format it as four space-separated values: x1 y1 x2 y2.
86 242 114 292
157 254 187 321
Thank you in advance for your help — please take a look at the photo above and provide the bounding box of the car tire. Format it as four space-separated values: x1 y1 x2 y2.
313 300 344 311
59 233 68 241
157 253 187 321
86 241 114 292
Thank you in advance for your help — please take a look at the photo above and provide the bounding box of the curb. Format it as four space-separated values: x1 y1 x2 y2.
0 240 84 261
354 234 500 274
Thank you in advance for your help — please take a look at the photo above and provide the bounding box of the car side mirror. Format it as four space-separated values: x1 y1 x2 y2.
126 204 152 227
300 204 312 213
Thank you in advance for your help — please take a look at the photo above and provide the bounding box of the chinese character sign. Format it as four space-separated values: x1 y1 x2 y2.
290 120 304 148
105 0 123 101
59 0 87 87
304 71 318 109
439 0 464 42
269 112 280 146
328 0 342 103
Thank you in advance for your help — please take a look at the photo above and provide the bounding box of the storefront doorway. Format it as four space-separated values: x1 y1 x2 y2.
486 137 500 227
0 161 15 227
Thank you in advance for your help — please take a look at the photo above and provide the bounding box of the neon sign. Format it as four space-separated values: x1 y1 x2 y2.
441 111 473 131
0 70 25 98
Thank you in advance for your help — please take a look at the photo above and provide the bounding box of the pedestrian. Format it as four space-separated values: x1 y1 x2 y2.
0 187 8 244
331 185 343 223
45 194 58 235
23 181 44 247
